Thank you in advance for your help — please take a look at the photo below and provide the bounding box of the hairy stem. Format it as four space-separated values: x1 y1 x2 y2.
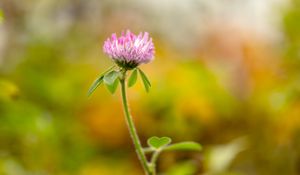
150 149 161 175
120 74 151 175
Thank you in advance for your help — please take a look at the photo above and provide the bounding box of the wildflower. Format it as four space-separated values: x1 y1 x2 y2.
89 30 202 175
103 30 155 70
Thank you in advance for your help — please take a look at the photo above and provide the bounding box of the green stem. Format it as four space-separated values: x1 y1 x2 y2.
120 74 151 175
143 147 155 154
150 149 162 175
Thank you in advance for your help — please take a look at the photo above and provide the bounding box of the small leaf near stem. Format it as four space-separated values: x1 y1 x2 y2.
138 68 151 92
87 66 115 97
164 142 202 151
147 141 202 175
87 76 104 97
147 136 172 149
128 69 138 87
143 142 202 153
103 70 120 94
138 68 151 86
106 78 119 94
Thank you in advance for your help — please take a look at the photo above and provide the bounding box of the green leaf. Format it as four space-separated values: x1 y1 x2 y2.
164 142 202 152
105 78 119 94
147 136 172 149
138 68 151 92
87 76 104 97
103 70 120 94
128 69 138 87
87 66 115 97
104 70 119 85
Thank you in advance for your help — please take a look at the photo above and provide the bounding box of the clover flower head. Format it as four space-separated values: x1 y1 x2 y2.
103 30 155 69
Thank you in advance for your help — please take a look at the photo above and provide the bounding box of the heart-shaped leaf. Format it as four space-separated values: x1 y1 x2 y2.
138 68 151 92
128 69 138 87
147 136 172 149
104 70 119 85
164 142 202 151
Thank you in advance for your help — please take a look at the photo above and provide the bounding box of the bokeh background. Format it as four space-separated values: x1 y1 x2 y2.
0 0 300 174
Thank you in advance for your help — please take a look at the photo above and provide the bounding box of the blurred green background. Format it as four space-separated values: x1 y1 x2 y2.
0 0 300 174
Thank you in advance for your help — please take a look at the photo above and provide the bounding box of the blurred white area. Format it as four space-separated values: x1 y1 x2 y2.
0 0 288 57
133 0 287 49
206 137 248 174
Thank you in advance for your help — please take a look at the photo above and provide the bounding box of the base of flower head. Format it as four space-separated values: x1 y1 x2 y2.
115 60 139 70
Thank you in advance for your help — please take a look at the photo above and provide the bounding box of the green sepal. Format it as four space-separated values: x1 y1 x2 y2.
138 68 151 92
128 69 138 87
164 142 202 152
87 66 115 97
147 136 172 149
